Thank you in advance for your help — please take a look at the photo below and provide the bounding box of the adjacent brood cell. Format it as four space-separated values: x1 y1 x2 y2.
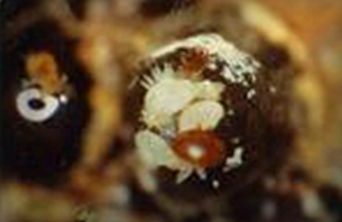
1 21 93 186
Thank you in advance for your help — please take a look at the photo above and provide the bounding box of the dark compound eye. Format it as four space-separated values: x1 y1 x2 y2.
1 21 92 187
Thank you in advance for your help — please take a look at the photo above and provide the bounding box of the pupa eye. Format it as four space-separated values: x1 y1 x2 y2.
16 87 66 122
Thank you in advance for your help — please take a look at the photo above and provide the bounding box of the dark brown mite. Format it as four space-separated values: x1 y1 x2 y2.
126 32 295 203
179 48 209 76
1 20 93 187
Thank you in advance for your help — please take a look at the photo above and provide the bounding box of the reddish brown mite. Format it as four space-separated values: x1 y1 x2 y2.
179 48 209 76
171 130 225 168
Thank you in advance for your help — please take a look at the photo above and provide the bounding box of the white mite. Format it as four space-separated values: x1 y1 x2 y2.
135 130 180 169
142 78 197 128
178 100 225 132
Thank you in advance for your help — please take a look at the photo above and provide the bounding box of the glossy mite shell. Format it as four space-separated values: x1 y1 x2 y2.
172 130 225 168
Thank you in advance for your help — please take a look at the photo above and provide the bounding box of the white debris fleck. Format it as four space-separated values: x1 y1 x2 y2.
247 89 256 100
223 147 244 172
262 200 277 220
221 66 236 83
227 109 235 116
222 166 230 173
269 85 277 94
230 137 241 144
59 94 68 104
212 180 220 189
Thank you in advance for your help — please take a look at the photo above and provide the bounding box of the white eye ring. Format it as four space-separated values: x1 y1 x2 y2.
16 88 60 122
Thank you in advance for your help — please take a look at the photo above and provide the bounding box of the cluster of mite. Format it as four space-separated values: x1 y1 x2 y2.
2 0 340 222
